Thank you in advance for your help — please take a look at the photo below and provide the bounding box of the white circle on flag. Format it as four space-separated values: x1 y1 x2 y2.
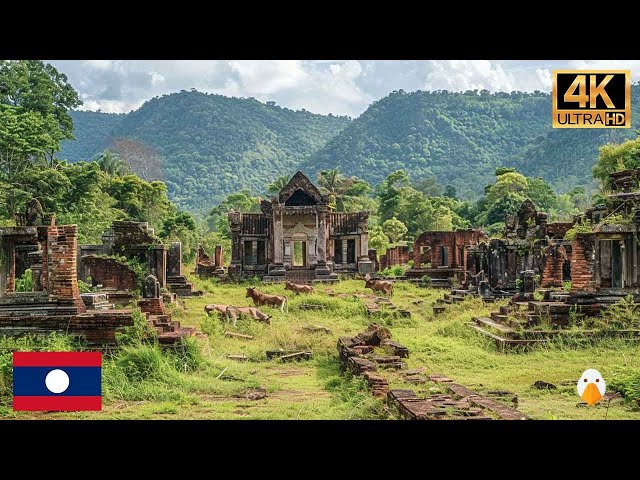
45 369 70 394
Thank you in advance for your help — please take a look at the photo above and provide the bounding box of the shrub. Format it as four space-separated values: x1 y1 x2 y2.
116 308 157 346
171 337 206 373
420 275 432 287
78 277 96 294
15 269 32 292
391 265 405 277
609 366 640 407
114 344 167 382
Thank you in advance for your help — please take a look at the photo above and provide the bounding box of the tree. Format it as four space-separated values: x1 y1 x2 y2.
382 217 408 243
443 185 457 199
0 60 82 165
266 174 290 195
95 150 130 177
111 138 164 181
485 171 529 205
376 170 410 222
208 190 260 236
592 135 640 189
369 225 390 255
413 176 443 197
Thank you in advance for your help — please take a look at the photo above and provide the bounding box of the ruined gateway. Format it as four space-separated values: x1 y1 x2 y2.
228 171 373 283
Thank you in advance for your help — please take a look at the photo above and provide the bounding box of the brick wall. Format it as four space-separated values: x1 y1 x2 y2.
541 243 566 288
47 225 86 313
379 245 410 270
82 255 137 291
412 230 486 269
138 297 166 316
570 234 595 293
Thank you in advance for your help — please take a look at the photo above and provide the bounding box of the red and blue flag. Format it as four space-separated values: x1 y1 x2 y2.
13 352 102 411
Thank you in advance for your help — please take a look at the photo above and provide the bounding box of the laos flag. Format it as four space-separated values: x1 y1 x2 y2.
13 352 102 411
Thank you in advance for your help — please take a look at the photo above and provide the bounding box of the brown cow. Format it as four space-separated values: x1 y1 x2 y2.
284 281 315 295
204 304 230 316
364 274 394 297
225 306 272 326
246 287 288 313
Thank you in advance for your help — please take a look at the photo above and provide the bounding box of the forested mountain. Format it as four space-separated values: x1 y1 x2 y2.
303 87 640 200
62 110 125 160
60 91 351 211
60 86 640 213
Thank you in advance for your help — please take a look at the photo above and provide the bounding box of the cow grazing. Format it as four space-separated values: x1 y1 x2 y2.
284 281 315 295
246 287 288 313
204 304 230 316
225 306 272 326
364 274 394 297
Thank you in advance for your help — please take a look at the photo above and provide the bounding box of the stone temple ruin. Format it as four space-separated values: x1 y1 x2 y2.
195 244 226 277
78 221 202 302
0 200 132 345
228 171 372 283
428 170 640 348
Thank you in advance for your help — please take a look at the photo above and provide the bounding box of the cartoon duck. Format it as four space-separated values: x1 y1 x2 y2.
577 369 606 406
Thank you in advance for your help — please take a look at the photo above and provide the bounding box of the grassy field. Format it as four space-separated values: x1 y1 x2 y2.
2 273 640 420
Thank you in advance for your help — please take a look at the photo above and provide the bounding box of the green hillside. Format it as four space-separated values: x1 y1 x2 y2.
61 110 125 161
61 86 640 212
302 87 640 199
60 91 351 212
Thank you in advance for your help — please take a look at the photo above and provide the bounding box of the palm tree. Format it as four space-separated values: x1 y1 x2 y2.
317 168 354 211
95 150 130 177
266 174 291 195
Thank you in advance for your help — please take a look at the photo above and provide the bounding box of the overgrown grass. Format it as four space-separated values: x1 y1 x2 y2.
4 272 640 419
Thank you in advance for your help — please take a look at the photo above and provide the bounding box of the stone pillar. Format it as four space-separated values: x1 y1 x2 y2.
27 250 43 291
570 234 595 293
214 245 223 268
267 205 286 278
6 241 15 293
520 269 535 293
228 211 243 277
316 207 327 264
273 205 284 264
167 242 182 277
341 239 348 264
47 225 86 313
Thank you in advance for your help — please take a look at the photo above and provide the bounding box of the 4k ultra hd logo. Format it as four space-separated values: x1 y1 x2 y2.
552 70 631 128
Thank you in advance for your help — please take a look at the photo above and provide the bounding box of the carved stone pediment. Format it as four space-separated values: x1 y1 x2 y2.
285 221 316 237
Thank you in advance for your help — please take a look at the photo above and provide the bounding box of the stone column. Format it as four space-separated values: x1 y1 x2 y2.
6 241 15 293
315 206 331 276
228 211 243 277
167 242 182 277
341 239 348 264
214 245 223 268
28 250 43 291
273 205 284 264
267 205 285 278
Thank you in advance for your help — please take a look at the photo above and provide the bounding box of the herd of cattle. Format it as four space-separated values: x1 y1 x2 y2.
204 275 394 326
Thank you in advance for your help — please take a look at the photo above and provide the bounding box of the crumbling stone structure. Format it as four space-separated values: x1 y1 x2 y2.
195 244 225 277
467 200 573 294
137 274 195 345
228 171 372 283
379 245 410 271
79 222 201 298
0 200 132 344
166 242 202 297
406 230 488 287
567 169 640 303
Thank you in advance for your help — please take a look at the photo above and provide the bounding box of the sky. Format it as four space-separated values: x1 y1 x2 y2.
49 60 640 118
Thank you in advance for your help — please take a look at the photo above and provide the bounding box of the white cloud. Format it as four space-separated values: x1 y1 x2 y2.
50 60 627 117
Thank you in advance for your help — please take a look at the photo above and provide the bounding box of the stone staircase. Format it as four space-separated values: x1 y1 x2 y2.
285 269 317 285
167 275 203 297
469 298 631 349
144 311 196 345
